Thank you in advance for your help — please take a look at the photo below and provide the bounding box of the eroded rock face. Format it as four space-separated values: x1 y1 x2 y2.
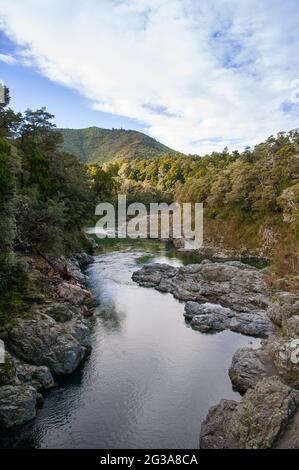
14 360 55 390
200 377 299 449
66 259 86 284
7 314 91 376
41 303 73 323
200 400 237 449
133 261 270 311
229 346 276 393
267 292 299 337
268 338 299 389
0 251 94 429
0 351 55 390
0 385 37 428
57 282 92 306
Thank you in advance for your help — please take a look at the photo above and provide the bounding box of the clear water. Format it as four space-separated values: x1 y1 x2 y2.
0 239 260 449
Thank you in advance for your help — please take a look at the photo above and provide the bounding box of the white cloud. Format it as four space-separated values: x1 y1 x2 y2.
0 0 298 154
0 52 16 64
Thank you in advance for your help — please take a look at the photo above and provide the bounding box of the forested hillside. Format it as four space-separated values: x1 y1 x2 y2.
58 127 177 164
0 89 97 326
99 132 299 284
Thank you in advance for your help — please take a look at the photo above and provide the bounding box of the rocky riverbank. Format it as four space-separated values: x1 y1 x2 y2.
0 252 94 429
172 238 270 262
132 260 299 448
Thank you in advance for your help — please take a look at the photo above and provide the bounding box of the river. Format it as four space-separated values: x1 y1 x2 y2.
0 239 260 449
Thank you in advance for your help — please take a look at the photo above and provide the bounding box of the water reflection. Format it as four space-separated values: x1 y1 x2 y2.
0 239 260 449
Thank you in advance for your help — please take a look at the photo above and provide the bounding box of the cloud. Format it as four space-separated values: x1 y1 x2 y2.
0 52 16 64
0 0 298 154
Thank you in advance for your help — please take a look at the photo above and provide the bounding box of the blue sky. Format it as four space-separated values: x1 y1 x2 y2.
0 31 145 131
0 0 299 154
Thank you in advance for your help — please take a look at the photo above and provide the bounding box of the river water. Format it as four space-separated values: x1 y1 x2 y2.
0 239 259 449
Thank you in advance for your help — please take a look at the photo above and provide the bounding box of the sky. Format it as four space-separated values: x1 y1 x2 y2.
0 0 299 155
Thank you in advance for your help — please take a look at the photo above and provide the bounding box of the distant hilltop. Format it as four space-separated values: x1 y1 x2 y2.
58 127 178 164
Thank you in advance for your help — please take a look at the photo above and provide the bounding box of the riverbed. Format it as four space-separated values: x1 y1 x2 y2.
0 239 260 449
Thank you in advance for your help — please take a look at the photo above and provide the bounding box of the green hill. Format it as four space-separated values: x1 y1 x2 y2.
58 127 177 164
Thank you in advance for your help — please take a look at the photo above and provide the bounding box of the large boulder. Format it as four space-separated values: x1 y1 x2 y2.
7 313 91 376
184 301 273 337
0 385 37 428
229 346 276 393
200 377 299 449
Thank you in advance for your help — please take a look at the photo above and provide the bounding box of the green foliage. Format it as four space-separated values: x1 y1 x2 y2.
0 88 96 328
88 164 117 201
58 127 178 164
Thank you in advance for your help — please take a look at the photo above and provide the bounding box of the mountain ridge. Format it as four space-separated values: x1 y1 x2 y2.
58 126 178 164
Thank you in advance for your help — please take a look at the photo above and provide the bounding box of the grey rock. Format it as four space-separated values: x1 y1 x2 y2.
284 316 299 338
133 261 270 312
74 252 94 268
185 302 273 337
66 259 86 284
0 385 37 428
200 377 299 449
267 292 299 334
7 313 91 375
268 338 299 389
200 400 237 449
132 263 177 288
133 261 273 337
229 346 276 393
57 282 92 306
0 350 55 390
41 303 73 322
15 361 55 390
229 311 274 337
0 353 16 386
184 301 234 319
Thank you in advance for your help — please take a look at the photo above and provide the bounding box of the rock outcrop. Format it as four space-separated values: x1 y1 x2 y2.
185 301 273 337
133 261 273 337
133 258 299 449
7 314 91 376
0 252 94 429
268 338 299 389
0 385 37 428
229 346 277 393
200 377 299 449
267 292 299 338
204 289 299 448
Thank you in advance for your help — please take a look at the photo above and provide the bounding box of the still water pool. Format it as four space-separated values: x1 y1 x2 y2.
0 239 259 448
